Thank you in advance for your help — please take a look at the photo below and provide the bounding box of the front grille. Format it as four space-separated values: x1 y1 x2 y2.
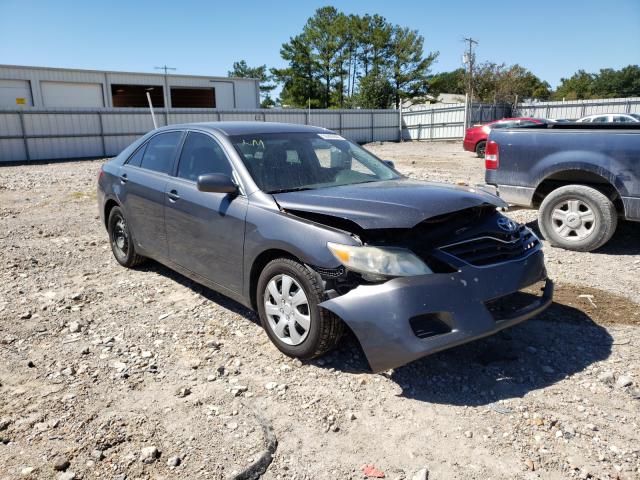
439 226 539 267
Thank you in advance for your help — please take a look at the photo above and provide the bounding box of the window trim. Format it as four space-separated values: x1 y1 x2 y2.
172 129 246 196
126 129 185 175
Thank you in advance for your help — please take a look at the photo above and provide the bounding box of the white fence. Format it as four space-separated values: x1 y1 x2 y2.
515 97 640 119
401 103 512 140
0 108 401 162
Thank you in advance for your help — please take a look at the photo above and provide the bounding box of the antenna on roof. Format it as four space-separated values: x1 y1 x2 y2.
154 65 176 75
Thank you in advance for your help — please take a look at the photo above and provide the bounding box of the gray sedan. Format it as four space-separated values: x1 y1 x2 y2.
98 122 552 372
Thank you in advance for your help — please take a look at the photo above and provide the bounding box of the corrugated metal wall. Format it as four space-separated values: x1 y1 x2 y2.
401 103 512 140
515 97 640 119
0 108 401 162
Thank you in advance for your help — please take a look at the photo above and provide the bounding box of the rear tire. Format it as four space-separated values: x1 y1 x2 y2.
475 140 487 158
257 258 343 360
107 206 146 267
538 185 618 252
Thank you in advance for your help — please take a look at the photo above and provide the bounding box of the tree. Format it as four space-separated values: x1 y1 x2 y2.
552 70 595 100
272 34 323 108
427 69 466 98
471 62 550 102
357 72 394 108
228 60 276 107
272 8 437 109
301 6 349 108
388 26 438 108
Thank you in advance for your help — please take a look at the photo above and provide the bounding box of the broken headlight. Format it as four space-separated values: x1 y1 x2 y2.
327 242 433 279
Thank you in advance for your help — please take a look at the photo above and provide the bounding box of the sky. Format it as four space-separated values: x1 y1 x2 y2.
1 0 639 90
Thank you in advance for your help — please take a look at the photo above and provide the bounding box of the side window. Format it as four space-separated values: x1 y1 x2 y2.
592 116 609 123
177 132 233 182
141 131 183 174
126 142 147 167
613 115 632 123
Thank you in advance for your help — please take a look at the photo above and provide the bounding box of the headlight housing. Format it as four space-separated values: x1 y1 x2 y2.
327 242 432 278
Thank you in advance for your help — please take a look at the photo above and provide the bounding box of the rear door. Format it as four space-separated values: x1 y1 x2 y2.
164 131 248 294
119 130 184 259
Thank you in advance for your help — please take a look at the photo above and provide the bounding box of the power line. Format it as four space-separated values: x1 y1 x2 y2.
154 65 176 75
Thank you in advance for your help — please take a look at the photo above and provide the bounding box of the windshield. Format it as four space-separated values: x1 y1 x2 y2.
229 132 400 193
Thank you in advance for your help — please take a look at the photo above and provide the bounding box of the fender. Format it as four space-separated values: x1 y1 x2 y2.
532 150 630 197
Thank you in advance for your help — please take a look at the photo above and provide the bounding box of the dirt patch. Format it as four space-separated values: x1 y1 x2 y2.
548 284 640 326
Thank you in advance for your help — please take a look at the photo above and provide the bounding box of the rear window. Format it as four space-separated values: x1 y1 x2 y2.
141 131 183 174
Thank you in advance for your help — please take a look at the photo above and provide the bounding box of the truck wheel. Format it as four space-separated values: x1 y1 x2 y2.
538 185 618 252
257 258 343 360
475 140 487 158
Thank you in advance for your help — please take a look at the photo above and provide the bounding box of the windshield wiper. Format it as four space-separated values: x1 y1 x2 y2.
268 187 315 194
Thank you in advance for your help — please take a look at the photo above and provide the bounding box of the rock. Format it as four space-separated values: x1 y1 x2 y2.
598 370 615 385
347 411 357 421
525 458 535 471
141 351 153 359
59 472 76 480
68 322 81 333
52 456 70 471
20 467 35 476
112 361 127 372
20 312 32 320
265 381 278 390
140 446 160 464
176 387 191 398
27 360 35 368
555 430 563 438
167 455 182 467
412 467 429 480
0 418 11 431
91 449 104 461
464 430 473 438
61 366 75 376
615 375 632 388
226 422 239 430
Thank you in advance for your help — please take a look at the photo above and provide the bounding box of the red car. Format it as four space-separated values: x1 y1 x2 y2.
463 117 546 157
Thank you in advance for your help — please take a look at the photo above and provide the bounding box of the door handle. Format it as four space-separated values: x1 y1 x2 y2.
119 173 128 184
167 189 180 202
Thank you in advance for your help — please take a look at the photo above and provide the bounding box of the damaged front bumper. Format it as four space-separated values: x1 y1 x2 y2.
319 250 552 372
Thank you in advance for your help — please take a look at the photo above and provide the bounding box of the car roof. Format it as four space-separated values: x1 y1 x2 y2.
155 121 331 136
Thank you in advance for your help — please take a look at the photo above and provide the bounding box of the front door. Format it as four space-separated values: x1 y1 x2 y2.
164 131 247 294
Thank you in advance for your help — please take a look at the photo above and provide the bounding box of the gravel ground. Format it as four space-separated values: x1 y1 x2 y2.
0 141 638 480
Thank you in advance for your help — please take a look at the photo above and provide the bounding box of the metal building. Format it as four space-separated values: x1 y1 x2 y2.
0 64 260 110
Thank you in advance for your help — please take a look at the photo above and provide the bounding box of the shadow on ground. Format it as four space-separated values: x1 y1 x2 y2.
319 299 613 407
526 218 640 255
136 260 613 408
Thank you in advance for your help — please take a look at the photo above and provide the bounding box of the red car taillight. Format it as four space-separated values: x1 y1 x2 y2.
98 166 105 182
485 141 499 169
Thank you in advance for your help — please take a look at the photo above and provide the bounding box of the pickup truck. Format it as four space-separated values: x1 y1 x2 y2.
485 123 640 251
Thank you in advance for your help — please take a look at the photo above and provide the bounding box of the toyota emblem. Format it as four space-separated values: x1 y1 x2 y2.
497 217 518 232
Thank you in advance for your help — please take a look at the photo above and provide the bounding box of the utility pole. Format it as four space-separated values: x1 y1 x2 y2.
154 66 176 111
462 37 478 128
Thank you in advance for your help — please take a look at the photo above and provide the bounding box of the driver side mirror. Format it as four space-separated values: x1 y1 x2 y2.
383 160 395 169
197 173 238 194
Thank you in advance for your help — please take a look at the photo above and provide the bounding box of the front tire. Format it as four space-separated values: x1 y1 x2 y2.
107 206 146 267
475 140 487 158
256 258 342 360
538 185 618 252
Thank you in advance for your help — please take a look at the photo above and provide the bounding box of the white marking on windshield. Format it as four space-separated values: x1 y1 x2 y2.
317 133 345 140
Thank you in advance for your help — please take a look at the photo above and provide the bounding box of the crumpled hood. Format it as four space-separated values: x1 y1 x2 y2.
273 178 507 229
